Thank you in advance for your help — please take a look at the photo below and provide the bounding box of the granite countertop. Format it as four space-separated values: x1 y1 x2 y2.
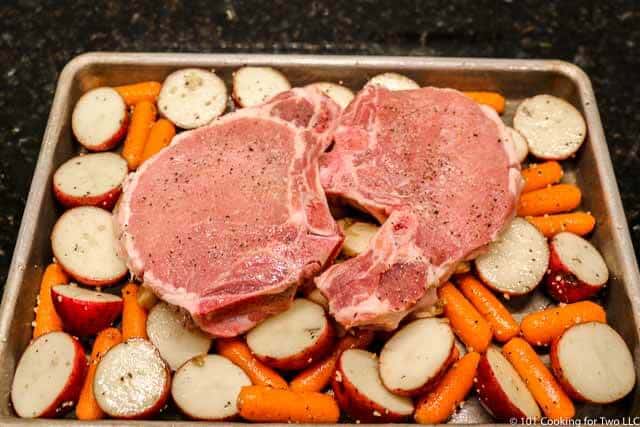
0 0 638 287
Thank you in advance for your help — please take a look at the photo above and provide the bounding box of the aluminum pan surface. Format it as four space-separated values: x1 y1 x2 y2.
0 53 638 425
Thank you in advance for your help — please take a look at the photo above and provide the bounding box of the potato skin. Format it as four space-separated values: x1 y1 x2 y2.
475 351 534 421
51 287 123 337
332 353 410 423
545 244 602 303
382 342 458 397
254 319 335 371
53 183 122 211
34 333 87 418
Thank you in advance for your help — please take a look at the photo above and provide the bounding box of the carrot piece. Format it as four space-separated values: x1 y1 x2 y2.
457 274 519 342
140 119 176 163
414 352 481 424
122 100 157 170
238 385 340 423
216 338 288 389
463 91 505 114
522 161 564 193
121 283 148 340
438 282 492 352
520 301 606 346
526 212 596 238
290 330 374 392
517 184 582 217
115 81 162 106
33 263 69 339
503 338 575 420
76 327 122 420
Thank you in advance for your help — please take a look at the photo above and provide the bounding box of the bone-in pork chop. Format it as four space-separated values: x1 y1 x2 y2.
116 87 343 337
316 85 521 330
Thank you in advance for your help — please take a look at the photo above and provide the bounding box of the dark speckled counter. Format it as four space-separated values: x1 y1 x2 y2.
0 0 639 288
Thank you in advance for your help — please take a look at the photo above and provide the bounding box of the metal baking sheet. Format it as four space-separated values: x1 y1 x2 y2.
0 53 639 425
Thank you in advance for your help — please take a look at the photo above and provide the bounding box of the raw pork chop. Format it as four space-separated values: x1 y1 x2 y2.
316 85 521 330
116 87 343 337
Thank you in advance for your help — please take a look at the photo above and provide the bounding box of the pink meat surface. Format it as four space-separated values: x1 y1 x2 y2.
116 88 343 337
316 85 521 330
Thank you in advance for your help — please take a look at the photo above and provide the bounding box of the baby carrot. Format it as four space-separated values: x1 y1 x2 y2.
115 81 162 106
526 212 596 238
33 263 68 339
414 352 481 424
439 282 492 352
238 385 340 423
503 338 575 420
522 161 564 193
216 338 288 389
517 184 582 217
140 119 176 163
122 100 157 170
290 330 374 392
121 283 148 340
76 327 122 420
520 301 606 346
457 274 519 342
463 91 506 114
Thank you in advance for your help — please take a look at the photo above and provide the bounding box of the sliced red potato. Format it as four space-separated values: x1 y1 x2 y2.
246 298 334 370
545 232 609 303
146 302 212 370
308 82 355 109
11 332 86 418
53 152 127 210
506 126 529 163
71 87 128 151
51 284 123 336
158 68 227 129
93 338 170 419
232 66 291 108
51 206 127 286
551 322 635 404
338 219 379 257
379 318 456 396
513 94 586 160
171 354 251 420
475 218 549 295
333 349 414 422
476 346 541 421
366 72 420 91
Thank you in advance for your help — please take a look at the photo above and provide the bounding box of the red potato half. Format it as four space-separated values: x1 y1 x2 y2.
545 232 609 303
53 152 127 210
93 339 171 419
51 284 123 336
551 322 635 404
232 66 291 108
246 298 334 370
147 302 212 371
307 82 355 109
339 219 379 257
476 346 541 421
476 218 549 295
379 318 456 396
11 332 86 418
158 68 227 129
333 349 414 423
51 206 128 286
366 72 420 91
513 94 586 160
71 87 128 151
171 354 251 420
506 126 529 163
